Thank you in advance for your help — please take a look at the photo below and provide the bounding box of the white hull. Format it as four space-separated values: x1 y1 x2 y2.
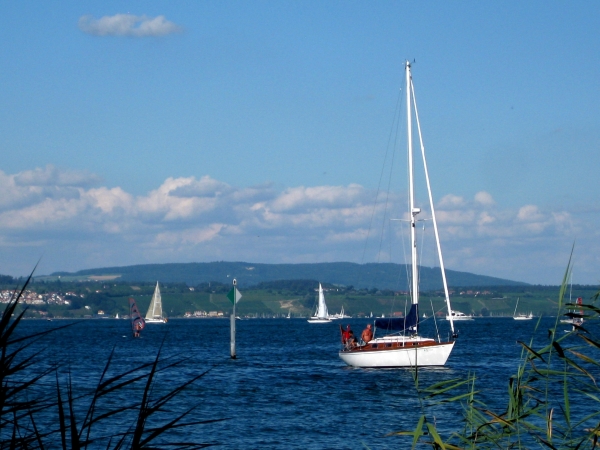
339 337 455 368
307 318 332 323
514 314 533 320
445 311 473 321
145 318 167 324
560 318 582 325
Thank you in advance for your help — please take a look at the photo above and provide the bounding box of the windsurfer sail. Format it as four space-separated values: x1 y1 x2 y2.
129 298 145 338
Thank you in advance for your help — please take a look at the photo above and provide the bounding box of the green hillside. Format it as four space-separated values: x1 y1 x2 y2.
5 278 598 320
46 261 526 290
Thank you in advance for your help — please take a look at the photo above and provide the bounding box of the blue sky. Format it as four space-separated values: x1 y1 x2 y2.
0 1 599 285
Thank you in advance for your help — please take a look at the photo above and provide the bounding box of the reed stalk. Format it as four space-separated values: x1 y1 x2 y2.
0 272 224 449
395 254 600 449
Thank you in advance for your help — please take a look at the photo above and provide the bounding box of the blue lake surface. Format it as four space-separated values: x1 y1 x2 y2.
14 316 594 449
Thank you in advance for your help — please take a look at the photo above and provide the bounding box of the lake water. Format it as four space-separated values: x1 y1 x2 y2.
14 316 594 448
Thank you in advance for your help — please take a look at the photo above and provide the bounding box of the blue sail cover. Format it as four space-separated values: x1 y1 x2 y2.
375 304 419 333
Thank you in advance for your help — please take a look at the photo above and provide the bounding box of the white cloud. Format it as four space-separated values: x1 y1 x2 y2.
78 14 182 37
270 184 366 212
474 191 495 206
14 165 102 187
153 224 226 246
0 166 594 284
517 205 544 222
438 194 465 208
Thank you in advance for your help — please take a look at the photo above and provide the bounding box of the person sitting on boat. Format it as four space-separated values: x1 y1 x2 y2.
361 324 373 345
340 324 357 348
340 324 352 344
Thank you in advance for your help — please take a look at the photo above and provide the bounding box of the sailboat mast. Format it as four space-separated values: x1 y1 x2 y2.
406 61 419 308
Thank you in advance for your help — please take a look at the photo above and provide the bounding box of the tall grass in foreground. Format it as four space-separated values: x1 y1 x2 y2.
396 257 600 449
0 272 224 449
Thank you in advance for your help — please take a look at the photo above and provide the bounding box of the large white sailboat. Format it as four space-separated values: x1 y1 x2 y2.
307 283 332 323
339 61 456 368
145 281 167 324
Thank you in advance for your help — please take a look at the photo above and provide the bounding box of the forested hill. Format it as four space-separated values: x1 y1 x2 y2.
48 262 527 290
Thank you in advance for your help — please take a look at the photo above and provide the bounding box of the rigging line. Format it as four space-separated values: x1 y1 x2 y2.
400 219 410 296
386 220 399 316
417 221 426 304
410 76 454 336
376 94 402 263
430 298 441 342
359 84 404 267
376 137 397 263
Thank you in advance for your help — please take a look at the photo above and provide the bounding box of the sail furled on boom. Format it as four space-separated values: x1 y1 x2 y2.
374 304 419 333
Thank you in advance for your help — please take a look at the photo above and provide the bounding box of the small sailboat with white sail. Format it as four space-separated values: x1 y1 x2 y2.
307 283 332 323
339 61 456 368
331 305 351 320
145 281 167 324
513 297 533 320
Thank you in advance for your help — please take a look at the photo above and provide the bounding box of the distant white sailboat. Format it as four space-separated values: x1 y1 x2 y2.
560 296 583 327
513 297 533 320
331 305 351 319
145 281 167 324
445 310 474 321
307 284 332 323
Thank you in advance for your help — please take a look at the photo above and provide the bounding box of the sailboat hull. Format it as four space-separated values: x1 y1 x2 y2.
307 318 332 323
339 338 454 368
145 318 167 324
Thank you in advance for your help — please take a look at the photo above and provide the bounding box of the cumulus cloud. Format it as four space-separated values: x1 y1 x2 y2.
517 205 544 222
474 191 495 206
78 14 182 37
438 194 465 208
0 165 592 284
15 165 102 187
269 184 369 214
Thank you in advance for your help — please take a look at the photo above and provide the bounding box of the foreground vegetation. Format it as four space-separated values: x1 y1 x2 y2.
0 273 222 448
398 257 600 449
